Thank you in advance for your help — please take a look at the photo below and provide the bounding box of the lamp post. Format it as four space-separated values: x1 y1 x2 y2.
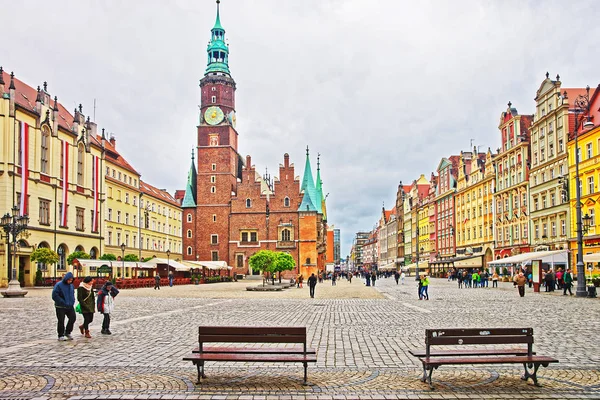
1 205 29 297
166 249 171 279
120 243 125 280
415 226 420 280
570 86 595 297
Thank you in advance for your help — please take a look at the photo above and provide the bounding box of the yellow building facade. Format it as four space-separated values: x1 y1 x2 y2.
568 118 600 274
0 71 103 286
455 149 495 270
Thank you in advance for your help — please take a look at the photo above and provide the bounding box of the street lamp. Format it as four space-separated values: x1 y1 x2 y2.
1 205 29 297
569 86 595 297
166 249 171 279
120 243 125 280
415 226 421 280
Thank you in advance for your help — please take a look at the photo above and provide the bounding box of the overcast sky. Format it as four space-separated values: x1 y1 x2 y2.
4 0 600 256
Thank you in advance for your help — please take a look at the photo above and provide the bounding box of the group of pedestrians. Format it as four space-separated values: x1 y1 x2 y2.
52 272 120 341
455 269 491 288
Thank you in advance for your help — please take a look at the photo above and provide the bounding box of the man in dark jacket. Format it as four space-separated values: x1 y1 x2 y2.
308 273 317 298
52 272 76 341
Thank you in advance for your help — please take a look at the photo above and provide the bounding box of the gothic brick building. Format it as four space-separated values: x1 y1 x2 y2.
177 1 328 278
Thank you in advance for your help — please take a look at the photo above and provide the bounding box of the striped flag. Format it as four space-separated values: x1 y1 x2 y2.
61 140 69 226
92 155 99 232
19 122 29 216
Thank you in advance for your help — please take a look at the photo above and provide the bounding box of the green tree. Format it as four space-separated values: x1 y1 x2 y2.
273 252 295 283
100 253 117 261
31 248 59 282
123 254 140 262
67 251 90 265
31 248 59 265
249 250 276 286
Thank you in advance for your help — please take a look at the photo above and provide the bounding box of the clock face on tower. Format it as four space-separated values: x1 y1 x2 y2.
227 111 237 128
204 106 224 125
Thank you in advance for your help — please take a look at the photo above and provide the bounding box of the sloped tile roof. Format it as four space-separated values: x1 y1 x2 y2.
140 181 180 207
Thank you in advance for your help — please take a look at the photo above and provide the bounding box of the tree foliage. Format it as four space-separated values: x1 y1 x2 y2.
67 251 90 265
249 250 276 275
30 248 59 265
273 252 295 283
100 253 117 261
123 254 140 262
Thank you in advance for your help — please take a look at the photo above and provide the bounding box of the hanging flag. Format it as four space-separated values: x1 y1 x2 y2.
92 155 99 232
19 121 29 216
61 140 69 226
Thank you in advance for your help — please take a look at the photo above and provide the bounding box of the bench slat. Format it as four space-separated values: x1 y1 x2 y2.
184 353 317 362
199 334 306 343
426 328 532 338
193 346 316 354
420 355 558 367
409 349 535 357
428 335 533 346
199 326 306 336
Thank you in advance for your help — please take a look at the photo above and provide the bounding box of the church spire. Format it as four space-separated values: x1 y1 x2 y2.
314 153 323 214
205 0 230 75
299 146 317 212
182 148 197 208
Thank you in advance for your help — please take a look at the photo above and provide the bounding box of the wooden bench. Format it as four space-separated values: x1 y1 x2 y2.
409 328 558 389
183 326 317 385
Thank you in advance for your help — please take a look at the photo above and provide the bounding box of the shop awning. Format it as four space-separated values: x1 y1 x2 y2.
583 253 600 263
453 255 483 268
139 258 190 271
402 262 428 272
72 259 112 268
183 260 231 270
488 250 567 266
379 261 397 271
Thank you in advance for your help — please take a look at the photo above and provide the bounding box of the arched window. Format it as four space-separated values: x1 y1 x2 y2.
246 199 251 208
77 144 84 186
187 213 192 223
187 246 193 255
281 229 291 241
187 229 192 238
57 244 67 270
284 197 290 207
89 247 98 259
41 127 50 174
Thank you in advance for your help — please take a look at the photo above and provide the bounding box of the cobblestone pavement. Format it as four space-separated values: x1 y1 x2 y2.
0 277 599 399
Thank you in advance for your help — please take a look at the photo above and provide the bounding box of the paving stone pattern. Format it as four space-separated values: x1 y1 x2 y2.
0 277 598 399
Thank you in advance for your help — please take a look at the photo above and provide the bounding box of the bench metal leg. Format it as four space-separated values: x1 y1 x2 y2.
420 363 436 390
521 362 545 386
194 361 206 384
303 362 308 385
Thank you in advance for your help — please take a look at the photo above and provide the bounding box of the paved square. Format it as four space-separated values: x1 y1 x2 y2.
0 277 599 399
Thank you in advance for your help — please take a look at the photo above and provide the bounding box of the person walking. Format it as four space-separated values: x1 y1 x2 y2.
481 270 489 288
154 273 161 290
544 270 553 292
394 271 400 285
331 273 337 286
555 268 564 290
52 272 76 341
472 271 480 288
97 281 120 335
168 271 174 287
420 275 430 300
563 268 574 295
365 272 371 286
308 273 317 298
457 271 463 288
299 274 304 288
77 276 96 339
400 271 405 284
492 270 499 288
371 271 377 287
515 272 527 297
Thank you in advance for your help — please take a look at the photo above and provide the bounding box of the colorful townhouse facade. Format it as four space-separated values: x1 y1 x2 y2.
567 85 600 272
529 73 574 255
494 103 532 258
455 149 495 271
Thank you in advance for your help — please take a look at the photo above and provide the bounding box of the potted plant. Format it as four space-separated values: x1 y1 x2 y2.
592 274 600 287
502 267 510 282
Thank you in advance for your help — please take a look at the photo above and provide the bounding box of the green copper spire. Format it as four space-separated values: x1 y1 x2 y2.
315 154 327 219
205 0 230 75
299 146 318 212
314 154 323 214
182 149 197 208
